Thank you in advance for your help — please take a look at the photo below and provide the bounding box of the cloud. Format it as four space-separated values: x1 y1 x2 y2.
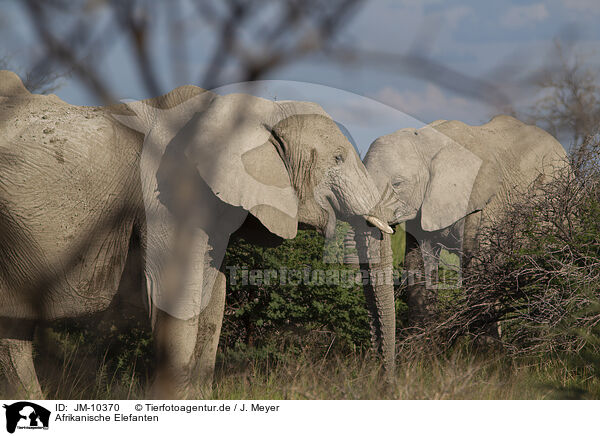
371 84 494 125
500 4 549 29
560 0 600 13
393 0 444 7
445 5 473 30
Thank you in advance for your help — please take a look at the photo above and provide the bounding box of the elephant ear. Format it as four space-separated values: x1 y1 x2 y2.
420 126 483 232
180 93 304 239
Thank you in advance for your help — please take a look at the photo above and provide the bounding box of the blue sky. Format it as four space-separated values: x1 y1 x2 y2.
1 0 599 149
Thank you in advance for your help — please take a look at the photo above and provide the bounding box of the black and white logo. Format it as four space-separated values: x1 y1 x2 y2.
3 402 50 433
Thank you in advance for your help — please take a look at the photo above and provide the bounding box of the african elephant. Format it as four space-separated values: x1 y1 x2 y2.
0 70 391 398
350 115 567 364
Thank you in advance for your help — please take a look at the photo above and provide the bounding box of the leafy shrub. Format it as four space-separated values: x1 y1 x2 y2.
221 223 371 352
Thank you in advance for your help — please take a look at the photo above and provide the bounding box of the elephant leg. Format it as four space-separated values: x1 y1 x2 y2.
144 213 209 398
461 211 481 272
462 212 501 342
421 239 440 290
193 271 226 388
404 233 437 326
147 226 233 398
0 322 43 399
151 309 200 399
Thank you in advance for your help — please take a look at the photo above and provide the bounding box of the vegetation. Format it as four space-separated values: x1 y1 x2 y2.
17 333 600 400
221 224 371 351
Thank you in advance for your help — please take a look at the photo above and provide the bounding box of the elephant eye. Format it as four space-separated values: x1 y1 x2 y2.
334 154 344 164
391 179 406 189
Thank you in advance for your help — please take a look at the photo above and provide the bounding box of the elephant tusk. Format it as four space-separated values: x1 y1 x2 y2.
364 215 394 234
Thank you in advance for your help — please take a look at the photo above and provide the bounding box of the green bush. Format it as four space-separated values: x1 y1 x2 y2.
221 223 371 352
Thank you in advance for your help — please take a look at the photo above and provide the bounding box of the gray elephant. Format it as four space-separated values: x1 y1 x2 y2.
0 70 391 398
350 115 567 367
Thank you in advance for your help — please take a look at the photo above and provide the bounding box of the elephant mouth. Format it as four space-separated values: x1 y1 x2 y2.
390 207 419 226
381 189 418 226
320 192 393 237
323 193 393 236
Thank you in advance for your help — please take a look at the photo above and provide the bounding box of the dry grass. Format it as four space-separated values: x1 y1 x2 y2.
204 349 599 400
6 337 598 400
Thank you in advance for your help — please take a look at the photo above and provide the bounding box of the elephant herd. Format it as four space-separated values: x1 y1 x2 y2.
0 70 567 398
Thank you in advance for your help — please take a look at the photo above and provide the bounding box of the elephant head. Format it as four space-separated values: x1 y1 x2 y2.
364 124 484 231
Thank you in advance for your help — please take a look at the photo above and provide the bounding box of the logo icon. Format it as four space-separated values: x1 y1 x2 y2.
3 402 50 434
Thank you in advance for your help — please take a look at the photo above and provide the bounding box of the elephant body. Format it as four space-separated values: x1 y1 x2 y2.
354 115 567 362
0 75 143 321
0 71 390 398
399 116 567 323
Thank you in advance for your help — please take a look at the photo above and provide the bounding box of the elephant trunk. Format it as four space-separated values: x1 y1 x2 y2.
351 224 396 378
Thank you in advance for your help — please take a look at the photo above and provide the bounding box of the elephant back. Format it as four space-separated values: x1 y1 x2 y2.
433 115 566 176
432 115 568 220
107 85 209 121
0 70 30 97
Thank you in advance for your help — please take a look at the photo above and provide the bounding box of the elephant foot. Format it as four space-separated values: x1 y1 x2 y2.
148 368 193 400
151 308 200 399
